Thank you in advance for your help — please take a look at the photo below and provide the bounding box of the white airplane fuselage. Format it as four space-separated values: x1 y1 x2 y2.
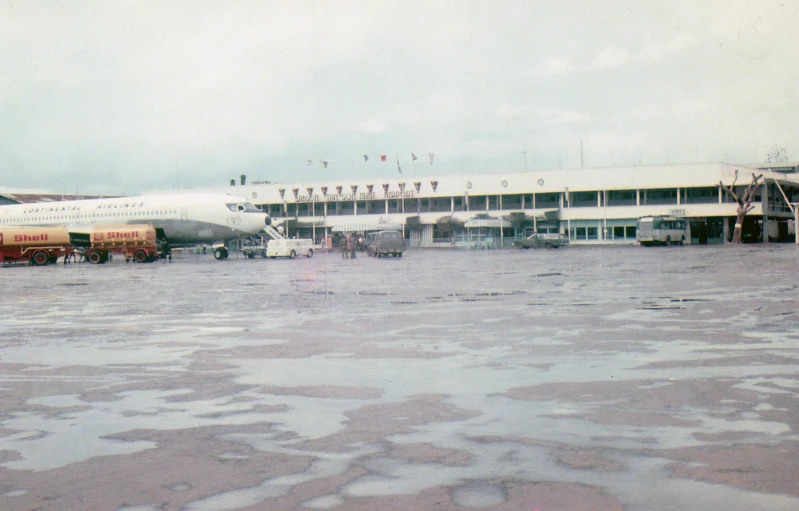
0 193 270 246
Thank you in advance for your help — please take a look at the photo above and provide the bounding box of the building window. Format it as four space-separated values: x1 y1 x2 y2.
453 197 465 211
365 200 384 214
470 195 487 210
488 195 501 211
643 188 678 205
431 198 451 212
535 193 559 209
571 191 598 208
607 190 636 206
503 194 523 210
684 187 718 204
388 199 401 213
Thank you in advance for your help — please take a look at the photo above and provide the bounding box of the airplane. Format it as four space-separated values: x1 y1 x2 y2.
0 192 272 260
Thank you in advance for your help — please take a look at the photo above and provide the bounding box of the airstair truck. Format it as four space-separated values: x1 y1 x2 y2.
0 226 74 265
86 224 160 264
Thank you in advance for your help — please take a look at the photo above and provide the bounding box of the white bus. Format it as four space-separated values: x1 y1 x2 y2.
266 238 315 258
637 216 687 246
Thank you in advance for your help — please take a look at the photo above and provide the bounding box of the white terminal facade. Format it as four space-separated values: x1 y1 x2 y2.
204 162 799 246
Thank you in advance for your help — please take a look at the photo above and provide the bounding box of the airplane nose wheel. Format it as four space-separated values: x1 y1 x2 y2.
213 247 229 260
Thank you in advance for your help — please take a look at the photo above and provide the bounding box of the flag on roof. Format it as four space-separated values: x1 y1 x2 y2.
306 159 313 166
322 160 329 169
381 154 387 162
396 157 402 174
428 153 435 164
363 154 369 162
411 153 418 161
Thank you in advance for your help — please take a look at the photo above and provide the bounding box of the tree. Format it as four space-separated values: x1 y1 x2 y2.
435 215 465 242
720 171 764 243
405 215 422 231
504 211 534 233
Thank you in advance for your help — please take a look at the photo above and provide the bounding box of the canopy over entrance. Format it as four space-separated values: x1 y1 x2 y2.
332 221 403 233
464 218 512 228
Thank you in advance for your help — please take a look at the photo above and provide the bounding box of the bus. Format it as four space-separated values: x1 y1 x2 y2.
637 216 687 246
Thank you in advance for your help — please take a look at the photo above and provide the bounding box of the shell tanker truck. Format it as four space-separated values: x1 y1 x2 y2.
85 224 162 264
0 226 76 265
0 224 163 266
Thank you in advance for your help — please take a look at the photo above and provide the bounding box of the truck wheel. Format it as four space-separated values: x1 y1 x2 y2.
397 252 403 258
289 250 296 259
32 251 49 266
665 236 671 246
306 249 314 258
88 252 103 264
134 250 148 263
246 252 254 259
213 248 228 260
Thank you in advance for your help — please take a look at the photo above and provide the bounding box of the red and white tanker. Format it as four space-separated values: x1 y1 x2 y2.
85 224 161 264
0 224 163 265
0 226 74 265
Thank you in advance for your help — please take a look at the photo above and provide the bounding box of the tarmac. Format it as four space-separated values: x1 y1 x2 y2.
1 244 799 510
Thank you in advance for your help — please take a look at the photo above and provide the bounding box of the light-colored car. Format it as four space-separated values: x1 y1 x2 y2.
514 232 569 249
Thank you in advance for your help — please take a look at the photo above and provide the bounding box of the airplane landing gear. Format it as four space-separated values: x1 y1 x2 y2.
213 247 229 260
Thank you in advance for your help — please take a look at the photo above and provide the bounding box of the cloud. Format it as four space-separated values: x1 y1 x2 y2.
639 33 699 63
0 1 796 192
540 57 574 76
355 120 388 135
590 46 632 70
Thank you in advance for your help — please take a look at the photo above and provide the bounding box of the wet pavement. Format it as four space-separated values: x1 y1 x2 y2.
1 244 799 510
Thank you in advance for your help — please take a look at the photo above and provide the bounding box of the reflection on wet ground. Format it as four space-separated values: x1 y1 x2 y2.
1 245 799 510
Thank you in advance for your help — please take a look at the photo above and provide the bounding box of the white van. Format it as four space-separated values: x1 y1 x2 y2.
266 238 315 258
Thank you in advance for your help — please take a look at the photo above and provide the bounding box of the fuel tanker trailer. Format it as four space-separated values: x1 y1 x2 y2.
0 226 74 265
86 224 161 264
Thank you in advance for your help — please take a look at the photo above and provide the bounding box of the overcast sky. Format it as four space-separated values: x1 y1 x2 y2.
1 0 797 195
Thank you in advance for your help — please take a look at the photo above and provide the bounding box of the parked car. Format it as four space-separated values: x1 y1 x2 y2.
514 232 569 249
366 230 404 257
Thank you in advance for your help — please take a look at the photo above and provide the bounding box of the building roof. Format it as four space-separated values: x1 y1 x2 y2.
198 162 799 204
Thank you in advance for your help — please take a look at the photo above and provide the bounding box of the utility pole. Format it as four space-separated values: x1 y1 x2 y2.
580 140 584 168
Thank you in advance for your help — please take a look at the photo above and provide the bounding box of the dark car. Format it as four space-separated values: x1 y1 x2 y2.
514 232 569 249
366 230 404 257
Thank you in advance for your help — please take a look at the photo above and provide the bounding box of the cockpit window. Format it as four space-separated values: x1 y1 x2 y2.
226 202 261 213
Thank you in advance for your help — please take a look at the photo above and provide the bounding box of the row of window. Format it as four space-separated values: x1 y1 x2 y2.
260 186 757 217
0 210 178 224
571 225 638 241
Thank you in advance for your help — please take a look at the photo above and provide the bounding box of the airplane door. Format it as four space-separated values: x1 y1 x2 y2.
181 207 188 223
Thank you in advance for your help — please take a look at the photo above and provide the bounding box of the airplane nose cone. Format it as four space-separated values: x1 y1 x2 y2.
264 215 272 226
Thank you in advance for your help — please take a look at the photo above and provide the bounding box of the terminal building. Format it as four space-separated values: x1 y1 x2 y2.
205 162 799 247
